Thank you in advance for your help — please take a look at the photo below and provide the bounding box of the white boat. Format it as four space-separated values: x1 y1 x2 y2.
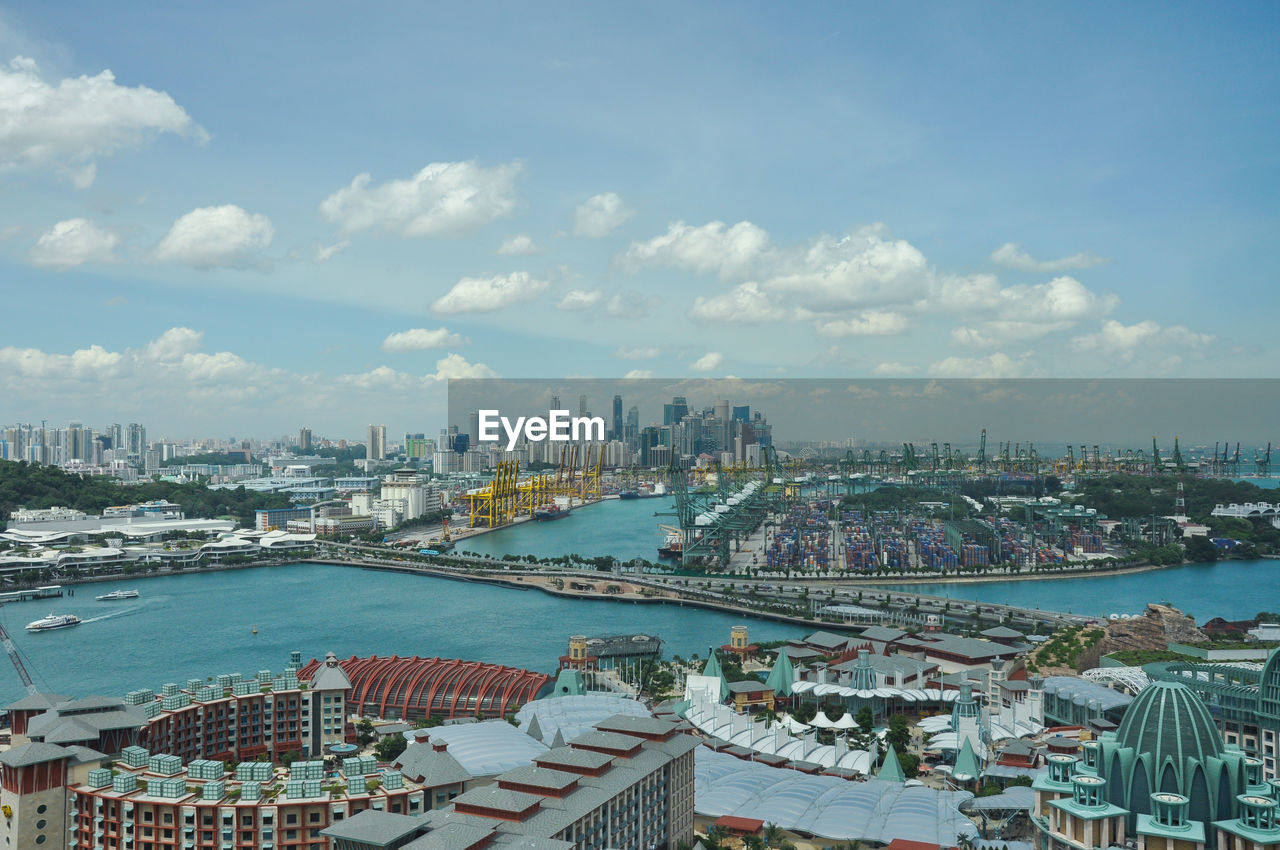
96 589 140 601
26 613 83 631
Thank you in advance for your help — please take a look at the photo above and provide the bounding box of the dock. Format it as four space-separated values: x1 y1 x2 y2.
0 585 65 604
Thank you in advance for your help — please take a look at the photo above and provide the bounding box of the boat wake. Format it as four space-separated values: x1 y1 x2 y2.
80 605 143 624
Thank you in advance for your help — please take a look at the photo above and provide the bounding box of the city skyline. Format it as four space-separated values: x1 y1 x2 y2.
1 4 1277 434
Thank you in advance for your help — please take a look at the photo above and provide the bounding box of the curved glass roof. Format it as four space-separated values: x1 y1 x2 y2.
424 720 548 776
515 694 649 742
695 748 977 844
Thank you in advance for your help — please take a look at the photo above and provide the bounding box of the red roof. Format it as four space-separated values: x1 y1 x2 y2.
887 840 942 850
714 815 765 834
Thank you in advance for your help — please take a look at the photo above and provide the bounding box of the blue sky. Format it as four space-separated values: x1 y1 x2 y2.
1 2 1277 438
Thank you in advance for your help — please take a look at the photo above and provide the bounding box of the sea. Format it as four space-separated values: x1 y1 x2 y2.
4 492 1277 707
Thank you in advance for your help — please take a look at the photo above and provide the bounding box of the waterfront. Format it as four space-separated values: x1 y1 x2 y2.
872 558 1280 620
0 563 808 708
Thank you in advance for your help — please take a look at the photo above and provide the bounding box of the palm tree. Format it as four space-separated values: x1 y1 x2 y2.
762 822 786 849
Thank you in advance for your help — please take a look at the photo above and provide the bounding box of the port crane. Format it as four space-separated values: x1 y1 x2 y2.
1256 443 1272 478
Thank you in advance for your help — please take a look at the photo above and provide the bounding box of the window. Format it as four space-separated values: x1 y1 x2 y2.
36 805 47 814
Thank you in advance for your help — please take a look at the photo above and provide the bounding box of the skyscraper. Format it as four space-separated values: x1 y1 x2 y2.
298 427 312 452
366 424 386 461
612 394 623 441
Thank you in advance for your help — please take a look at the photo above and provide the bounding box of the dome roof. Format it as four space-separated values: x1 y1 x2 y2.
1116 680 1222 766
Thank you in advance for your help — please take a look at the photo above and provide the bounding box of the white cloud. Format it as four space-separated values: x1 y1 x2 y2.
1070 320 1213 355
431 271 548 314
690 352 724 372
929 274 1116 346
29 218 118 269
498 234 538 255
622 220 770 278
603 292 660 319
0 56 205 186
815 311 909 337
624 369 654 379
557 289 603 310
144 327 203 362
990 242 1109 273
928 352 1026 378
873 361 918 376
155 205 274 270
765 227 930 311
614 346 661 360
313 240 348 263
689 282 776 323
431 353 497 380
0 328 498 431
381 327 468 352
573 192 633 237
320 160 520 237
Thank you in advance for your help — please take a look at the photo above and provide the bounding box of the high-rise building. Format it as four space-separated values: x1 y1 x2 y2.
612 394 623 441
68 421 90 462
298 427 312 452
126 423 147 462
578 394 588 418
366 424 387 461
663 396 688 427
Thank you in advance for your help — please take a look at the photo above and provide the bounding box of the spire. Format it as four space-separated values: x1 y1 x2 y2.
878 742 906 783
954 736 981 783
765 649 795 697
525 714 544 742
702 648 729 701
550 728 566 749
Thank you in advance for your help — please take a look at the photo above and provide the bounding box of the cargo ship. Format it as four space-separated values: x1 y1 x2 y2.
26 613 82 631
533 504 570 521
618 490 640 500
657 526 682 559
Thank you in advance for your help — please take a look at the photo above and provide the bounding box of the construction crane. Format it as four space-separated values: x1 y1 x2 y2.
0 611 38 696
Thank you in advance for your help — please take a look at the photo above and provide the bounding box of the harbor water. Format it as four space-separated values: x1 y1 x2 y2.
871 558 1280 620
0 563 807 708
455 497 672 563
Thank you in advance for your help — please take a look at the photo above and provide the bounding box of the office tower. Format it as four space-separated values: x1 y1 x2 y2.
612 394 623 441
366 424 387 461
298 427 312 452
126 423 147 461
578 394 588 417
550 394 561 411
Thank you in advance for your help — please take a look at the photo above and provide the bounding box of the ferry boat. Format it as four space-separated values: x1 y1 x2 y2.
26 613 83 632
533 504 570 521
96 589 139 601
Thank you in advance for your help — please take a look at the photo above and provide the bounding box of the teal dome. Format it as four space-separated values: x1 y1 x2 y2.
1116 680 1223 769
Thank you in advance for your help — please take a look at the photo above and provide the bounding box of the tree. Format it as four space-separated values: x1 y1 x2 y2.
885 714 911 753
374 733 408 762
762 822 786 849
1184 535 1218 563
356 717 376 747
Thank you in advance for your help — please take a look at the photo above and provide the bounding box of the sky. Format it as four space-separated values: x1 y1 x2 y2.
1 2 1277 440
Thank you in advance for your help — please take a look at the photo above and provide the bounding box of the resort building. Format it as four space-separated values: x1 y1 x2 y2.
320 714 698 850
1031 679 1280 850
295 655 553 723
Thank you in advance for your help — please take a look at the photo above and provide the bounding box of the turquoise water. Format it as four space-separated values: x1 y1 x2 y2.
0 563 807 708
872 558 1280 620
1231 477 1279 489
455 497 673 563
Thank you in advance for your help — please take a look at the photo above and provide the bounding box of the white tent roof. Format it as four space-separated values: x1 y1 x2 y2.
695 748 977 844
